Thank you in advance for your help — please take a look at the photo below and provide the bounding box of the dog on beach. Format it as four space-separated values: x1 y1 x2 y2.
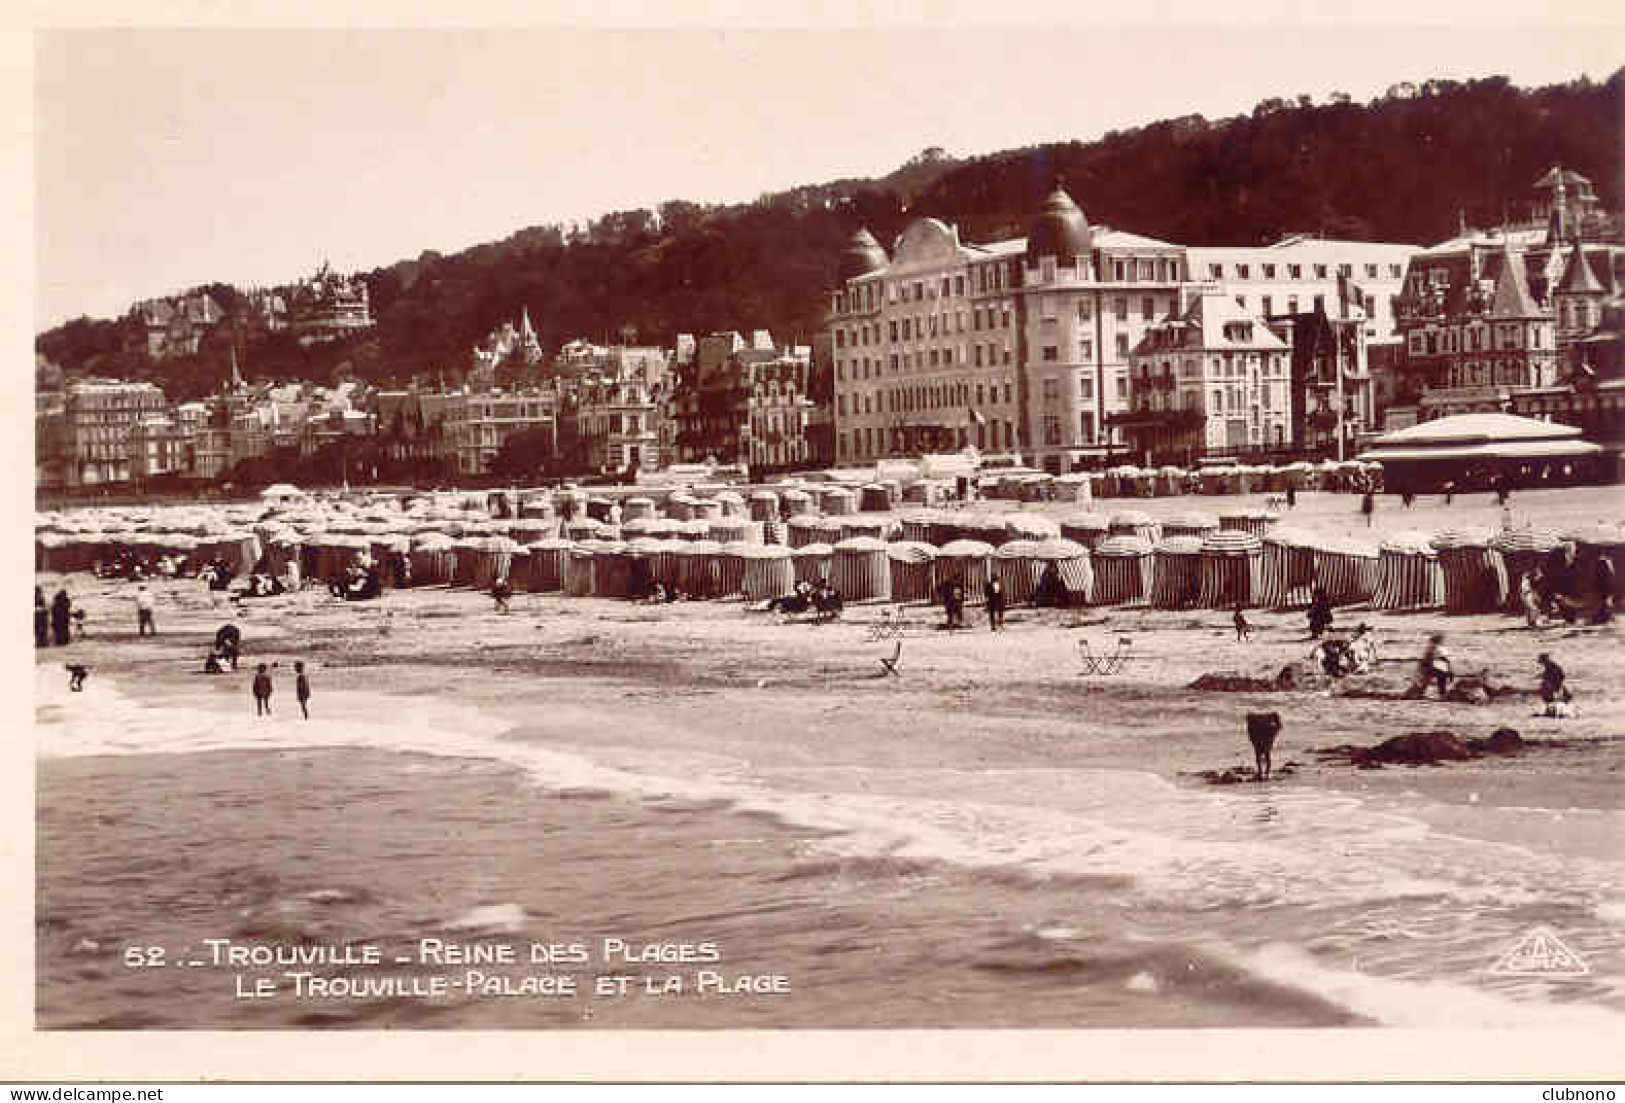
64 664 88 692
1246 711 1283 781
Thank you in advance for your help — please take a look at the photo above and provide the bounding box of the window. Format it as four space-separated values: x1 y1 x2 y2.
955 275 964 296
1141 297 1155 320
1116 376 1127 399
1041 258 1056 282
837 395 846 415
1237 264 1250 280
1287 296 1299 313
1002 310 1012 329
1042 295 1057 319
1080 411 1094 442
1042 345 1059 362
1114 297 1128 321
1365 264 1378 279
1262 264 1276 279
1077 299 1092 321
1314 265 1328 279
1115 334 1128 358
1114 260 1127 281
1080 338 1094 360
1043 413 1062 445
1289 264 1302 279
1262 295 1273 316
1209 264 1223 279
1338 264 1352 277
1004 383 1013 404
1080 376 1093 399
1314 294 1325 313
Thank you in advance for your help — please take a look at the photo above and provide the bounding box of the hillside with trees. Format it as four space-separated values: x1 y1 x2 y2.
37 70 1622 401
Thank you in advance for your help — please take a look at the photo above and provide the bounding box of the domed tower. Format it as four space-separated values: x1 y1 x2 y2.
1025 180 1092 264
838 228 889 283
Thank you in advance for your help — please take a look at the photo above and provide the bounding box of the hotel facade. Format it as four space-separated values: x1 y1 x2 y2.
826 184 1420 472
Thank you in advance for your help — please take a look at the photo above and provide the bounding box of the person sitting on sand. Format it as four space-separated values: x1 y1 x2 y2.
1347 624 1376 675
252 664 274 716
66 663 88 692
204 649 227 675
1415 634 1452 699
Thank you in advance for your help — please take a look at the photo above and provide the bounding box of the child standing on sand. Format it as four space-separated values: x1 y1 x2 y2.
252 664 274 716
294 661 311 720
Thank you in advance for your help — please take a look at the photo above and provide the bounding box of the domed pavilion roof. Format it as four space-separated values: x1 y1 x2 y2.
1025 182 1091 262
838 228 888 282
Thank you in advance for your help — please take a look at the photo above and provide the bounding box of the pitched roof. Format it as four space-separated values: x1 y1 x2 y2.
1488 244 1541 317
1557 242 1605 295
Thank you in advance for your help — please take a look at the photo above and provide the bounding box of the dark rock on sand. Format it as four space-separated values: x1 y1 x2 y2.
1189 663 1320 693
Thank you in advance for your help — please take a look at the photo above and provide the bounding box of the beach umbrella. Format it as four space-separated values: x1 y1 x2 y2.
1091 535 1153 606
1371 531 1444 611
886 541 938 603
1151 535 1205 609
1198 530 1264 609
1431 528 1506 614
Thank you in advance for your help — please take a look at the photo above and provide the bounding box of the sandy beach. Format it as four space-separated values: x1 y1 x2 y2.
34 486 1625 1029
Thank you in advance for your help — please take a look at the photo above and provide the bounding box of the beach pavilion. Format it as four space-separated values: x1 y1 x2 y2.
1357 413 1601 492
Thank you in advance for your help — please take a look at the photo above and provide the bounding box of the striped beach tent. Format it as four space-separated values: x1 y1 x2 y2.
839 515 890 542
708 518 760 545
1091 535 1153 606
791 542 835 585
1030 538 1093 605
474 536 522 590
592 542 634 599
1198 531 1264 609
409 533 458 585
1431 529 1506 614
1371 531 1445 611
645 539 685 592
713 541 756 599
886 541 938 603
1052 473 1093 503
962 514 1010 549
1003 513 1062 542
1060 513 1111 550
901 480 947 505
1565 524 1625 606
563 518 604 542
832 536 891 602
510 519 559 544
585 497 615 523
368 534 412 586
563 544 596 598
1151 536 1206 609
741 545 796 602
1490 528 1561 611
1019 476 1054 502
670 519 709 543
674 540 724 599
622 497 656 522
927 514 966 548
748 490 780 521
761 519 786 547
664 494 697 521
859 484 893 512
812 516 847 547
690 498 723 522
1156 466 1188 496
1219 508 1279 539
993 540 1044 604
516 494 553 520
525 537 571 592
899 510 939 545
1259 527 1317 609
1161 511 1219 539
785 514 822 549
714 491 747 518
820 486 858 516
935 539 995 602
1108 511 1162 545
780 488 814 516
1308 536 1380 607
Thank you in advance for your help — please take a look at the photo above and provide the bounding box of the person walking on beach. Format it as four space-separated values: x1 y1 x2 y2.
984 575 1007 632
1360 490 1375 528
1536 652 1567 706
135 584 156 636
1233 602 1252 642
1415 633 1452 699
252 664 274 716
1592 554 1616 626
34 587 49 648
294 661 311 720
1285 485 1296 509
1306 583 1333 640
1520 571 1544 629
51 589 72 647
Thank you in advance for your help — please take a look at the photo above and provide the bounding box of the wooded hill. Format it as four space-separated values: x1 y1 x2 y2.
37 70 1622 404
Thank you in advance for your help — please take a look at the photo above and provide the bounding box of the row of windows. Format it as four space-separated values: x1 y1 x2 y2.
838 380 1016 417
1407 324 1545 355
839 419 1018 459
1207 261 1401 281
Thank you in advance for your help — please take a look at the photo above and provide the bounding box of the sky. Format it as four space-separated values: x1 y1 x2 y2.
32 18 1625 331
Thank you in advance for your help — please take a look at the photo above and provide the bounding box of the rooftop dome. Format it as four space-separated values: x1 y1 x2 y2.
1026 182 1091 262
838 228 889 282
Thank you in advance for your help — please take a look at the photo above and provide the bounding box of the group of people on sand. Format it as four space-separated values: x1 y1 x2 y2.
328 562 382 601
1518 544 1616 628
249 660 311 719
34 586 78 647
934 576 1007 631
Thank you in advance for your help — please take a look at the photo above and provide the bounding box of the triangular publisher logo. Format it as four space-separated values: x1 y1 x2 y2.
1488 926 1590 977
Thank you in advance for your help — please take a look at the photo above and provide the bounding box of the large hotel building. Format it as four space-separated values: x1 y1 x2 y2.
825 183 1417 472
